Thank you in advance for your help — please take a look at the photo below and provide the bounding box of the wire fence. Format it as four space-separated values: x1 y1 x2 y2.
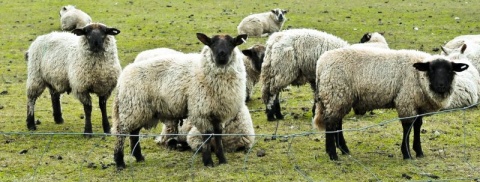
1 103 479 181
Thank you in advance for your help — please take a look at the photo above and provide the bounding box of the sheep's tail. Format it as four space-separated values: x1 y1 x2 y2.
110 96 120 134
312 98 326 130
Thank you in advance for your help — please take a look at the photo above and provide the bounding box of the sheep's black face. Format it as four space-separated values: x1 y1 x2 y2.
359 33 372 43
242 45 266 72
197 33 248 66
413 59 469 95
72 23 121 53
271 9 287 22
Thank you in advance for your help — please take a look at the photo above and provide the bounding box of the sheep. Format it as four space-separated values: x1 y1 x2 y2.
260 28 349 121
26 23 121 136
442 34 480 51
59 5 92 31
133 48 184 62
237 8 288 37
441 39 480 73
313 46 469 160
111 33 248 170
441 44 480 109
241 44 266 101
155 104 255 152
351 32 389 49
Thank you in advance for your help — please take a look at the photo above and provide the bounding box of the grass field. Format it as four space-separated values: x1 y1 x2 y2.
0 0 479 181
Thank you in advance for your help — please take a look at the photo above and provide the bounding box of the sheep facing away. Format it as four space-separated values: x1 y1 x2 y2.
112 33 248 170
59 5 92 31
237 8 288 37
155 104 255 153
352 32 389 49
26 23 121 135
241 44 266 101
261 28 349 121
313 46 468 160
133 48 184 62
441 44 480 109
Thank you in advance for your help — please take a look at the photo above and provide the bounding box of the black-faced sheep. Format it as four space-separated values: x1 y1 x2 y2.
59 5 92 31
111 33 248 170
260 28 349 121
313 46 468 160
237 8 288 37
242 44 265 101
26 23 121 135
352 32 389 49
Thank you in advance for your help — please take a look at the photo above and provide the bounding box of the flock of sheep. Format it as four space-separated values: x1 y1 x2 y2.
24 5 480 170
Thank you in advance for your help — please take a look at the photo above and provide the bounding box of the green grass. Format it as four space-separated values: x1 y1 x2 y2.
1 0 479 181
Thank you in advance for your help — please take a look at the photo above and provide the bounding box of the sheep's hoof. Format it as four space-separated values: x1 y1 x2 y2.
416 153 425 158
276 114 284 120
54 118 64 124
329 154 339 161
27 125 37 131
116 164 126 171
267 117 276 121
403 156 413 160
135 155 145 162
83 133 93 138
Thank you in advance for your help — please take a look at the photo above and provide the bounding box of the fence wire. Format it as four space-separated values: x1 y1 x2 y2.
1 104 479 181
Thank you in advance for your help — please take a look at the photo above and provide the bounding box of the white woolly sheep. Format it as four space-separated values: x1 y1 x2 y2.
351 32 389 49
237 8 288 37
26 23 121 135
60 5 92 31
133 48 184 62
112 33 248 170
313 46 468 160
261 28 349 121
155 104 255 152
441 44 480 109
442 34 480 51
441 39 480 74
242 44 266 101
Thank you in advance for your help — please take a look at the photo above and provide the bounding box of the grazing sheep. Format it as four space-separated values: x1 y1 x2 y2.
26 23 121 135
59 5 92 31
261 28 349 121
313 46 468 160
237 8 288 37
134 48 184 62
351 32 389 49
441 44 480 109
155 104 255 152
242 44 266 101
112 33 248 170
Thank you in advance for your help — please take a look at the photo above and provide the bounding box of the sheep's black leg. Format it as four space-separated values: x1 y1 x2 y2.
202 131 214 167
325 123 339 160
213 122 227 164
266 94 276 121
335 123 350 155
412 117 424 158
401 120 413 159
309 81 316 116
273 93 284 120
49 88 64 124
245 88 251 102
98 96 111 134
114 135 126 170
130 128 145 162
83 103 93 137
26 97 37 131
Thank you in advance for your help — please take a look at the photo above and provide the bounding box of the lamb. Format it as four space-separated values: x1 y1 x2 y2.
111 33 248 170
261 28 349 121
26 23 121 135
59 5 92 31
441 44 480 109
155 104 255 152
313 46 468 160
351 32 389 49
237 8 288 37
242 44 266 101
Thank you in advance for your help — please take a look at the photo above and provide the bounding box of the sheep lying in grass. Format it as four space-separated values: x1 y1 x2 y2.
441 39 480 73
261 28 349 121
442 35 480 51
351 32 389 49
134 48 184 62
26 23 121 135
237 8 288 37
441 44 480 109
60 5 92 31
112 33 248 170
313 46 468 160
242 44 266 101
155 104 255 152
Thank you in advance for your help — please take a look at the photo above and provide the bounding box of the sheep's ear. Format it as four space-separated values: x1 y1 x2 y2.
62 6 67 11
196 33 211 46
413 62 429 72
460 44 467 54
440 46 452 55
379 32 385 36
72 28 86 36
452 63 469 72
282 10 288 14
242 49 254 58
234 34 248 46
271 9 276 14
106 28 121 36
